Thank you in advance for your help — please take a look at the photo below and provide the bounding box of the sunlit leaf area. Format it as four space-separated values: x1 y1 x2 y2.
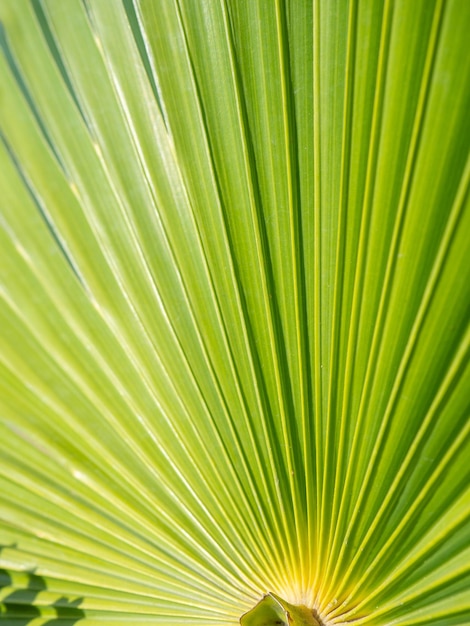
0 1 469 624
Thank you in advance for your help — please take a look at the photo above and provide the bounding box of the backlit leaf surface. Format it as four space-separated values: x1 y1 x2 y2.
0 1 469 624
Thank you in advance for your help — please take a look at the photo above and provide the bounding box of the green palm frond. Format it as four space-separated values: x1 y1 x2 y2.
0 1 469 625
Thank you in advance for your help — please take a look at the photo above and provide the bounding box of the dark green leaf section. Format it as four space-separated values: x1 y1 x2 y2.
0 0 469 625
0 567 85 624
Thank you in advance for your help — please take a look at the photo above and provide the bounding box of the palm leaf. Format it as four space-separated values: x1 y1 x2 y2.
0 1 469 624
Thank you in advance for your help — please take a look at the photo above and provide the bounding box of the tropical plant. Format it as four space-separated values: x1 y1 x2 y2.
0 1 469 625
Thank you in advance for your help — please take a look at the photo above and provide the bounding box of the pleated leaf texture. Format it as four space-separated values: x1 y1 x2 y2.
0 1 469 625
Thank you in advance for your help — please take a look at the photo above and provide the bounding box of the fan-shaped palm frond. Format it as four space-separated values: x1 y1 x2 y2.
0 1 469 625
